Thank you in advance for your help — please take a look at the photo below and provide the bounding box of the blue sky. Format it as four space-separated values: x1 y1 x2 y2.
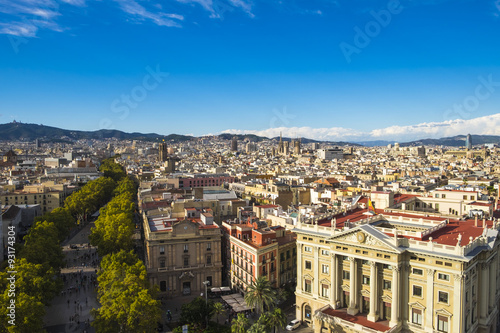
1 0 500 142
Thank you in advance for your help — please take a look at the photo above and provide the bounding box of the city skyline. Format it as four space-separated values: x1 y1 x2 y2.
1 0 500 140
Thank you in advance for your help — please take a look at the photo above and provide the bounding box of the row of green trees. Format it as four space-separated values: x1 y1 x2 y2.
89 167 161 332
89 176 136 256
0 159 125 333
91 250 161 333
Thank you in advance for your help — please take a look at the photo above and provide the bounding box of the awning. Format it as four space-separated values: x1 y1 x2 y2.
211 287 221 293
220 287 231 292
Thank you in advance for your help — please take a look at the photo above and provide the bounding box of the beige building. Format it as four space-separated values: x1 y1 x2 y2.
143 213 223 298
0 182 72 213
294 207 500 333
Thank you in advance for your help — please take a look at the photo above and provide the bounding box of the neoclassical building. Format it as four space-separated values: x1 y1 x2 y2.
143 211 223 298
295 208 500 333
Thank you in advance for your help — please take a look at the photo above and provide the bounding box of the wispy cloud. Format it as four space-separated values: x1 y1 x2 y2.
175 0 254 18
0 0 67 36
113 0 184 27
221 113 500 142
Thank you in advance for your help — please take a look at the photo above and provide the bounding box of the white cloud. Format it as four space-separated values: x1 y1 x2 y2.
0 21 38 37
221 113 500 143
175 0 254 18
113 0 184 27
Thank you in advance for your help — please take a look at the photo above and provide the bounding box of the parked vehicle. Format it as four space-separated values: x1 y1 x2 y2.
286 319 301 331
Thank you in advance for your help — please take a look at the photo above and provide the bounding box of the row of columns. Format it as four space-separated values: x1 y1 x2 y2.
331 255 400 327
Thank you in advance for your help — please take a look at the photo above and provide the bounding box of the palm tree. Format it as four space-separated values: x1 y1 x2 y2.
248 321 268 333
212 302 225 325
231 313 249 333
244 276 277 316
265 308 287 333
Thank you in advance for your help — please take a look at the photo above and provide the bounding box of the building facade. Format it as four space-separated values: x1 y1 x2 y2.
143 215 223 298
294 209 500 333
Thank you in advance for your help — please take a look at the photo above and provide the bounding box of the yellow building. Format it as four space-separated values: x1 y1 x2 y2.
0 182 72 213
143 214 223 298
294 207 500 333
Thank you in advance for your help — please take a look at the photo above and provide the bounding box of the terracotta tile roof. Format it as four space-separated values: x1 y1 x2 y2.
422 218 494 246
321 308 391 332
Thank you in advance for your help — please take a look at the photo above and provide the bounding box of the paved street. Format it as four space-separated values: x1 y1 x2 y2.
44 222 100 333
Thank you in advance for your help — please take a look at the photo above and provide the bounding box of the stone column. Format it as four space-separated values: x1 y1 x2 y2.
313 246 319 298
347 257 358 315
481 262 489 318
389 265 400 327
367 261 378 322
331 254 337 308
489 257 497 311
453 274 464 332
425 269 435 331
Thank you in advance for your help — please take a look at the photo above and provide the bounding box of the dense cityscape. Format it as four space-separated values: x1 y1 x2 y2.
0 129 499 332
2 0 500 332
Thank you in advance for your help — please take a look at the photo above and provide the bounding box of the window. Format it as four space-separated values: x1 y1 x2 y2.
383 280 391 290
159 246 165 255
321 249 330 256
207 243 211 251
470 196 474 200
413 268 423 275
322 264 329 274
437 315 449 332
160 281 167 292
362 275 370 285
412 308 422 325
438 273 449 281
463 195 467 200
206 255 212 265
304 246 312 252
321 284 329 298
305 260 312 270
304 279 312 293
441 194 446 198
438 291 449 304
184 244 189 253
280 253 285 261
343 270 350 280
159 258 165 268
413 285 423 297
184 257 189 267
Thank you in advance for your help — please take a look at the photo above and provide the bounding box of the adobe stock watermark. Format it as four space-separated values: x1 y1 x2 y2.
270 107 296 128
443 75 500 121
99 65 168 130
6 226 17 326
339 0 403 64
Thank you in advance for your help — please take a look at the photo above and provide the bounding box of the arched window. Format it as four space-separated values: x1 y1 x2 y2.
304 305 312 321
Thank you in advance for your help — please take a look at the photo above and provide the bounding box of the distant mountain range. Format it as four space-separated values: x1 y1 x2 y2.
0 122 498 147
0 122 193 142
358 135 500 147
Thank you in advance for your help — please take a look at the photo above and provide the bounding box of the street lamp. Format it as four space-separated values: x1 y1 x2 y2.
202 280 210 304
202 280 210 328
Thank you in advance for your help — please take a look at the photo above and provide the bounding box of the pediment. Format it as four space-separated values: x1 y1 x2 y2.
304 273 314 280
435 308 453 317
173 219 198 235
381 295 392 302
409 301 426 310
327 224 402 253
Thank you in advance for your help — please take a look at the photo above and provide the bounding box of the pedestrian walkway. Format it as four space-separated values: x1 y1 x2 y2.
44 222 100 333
